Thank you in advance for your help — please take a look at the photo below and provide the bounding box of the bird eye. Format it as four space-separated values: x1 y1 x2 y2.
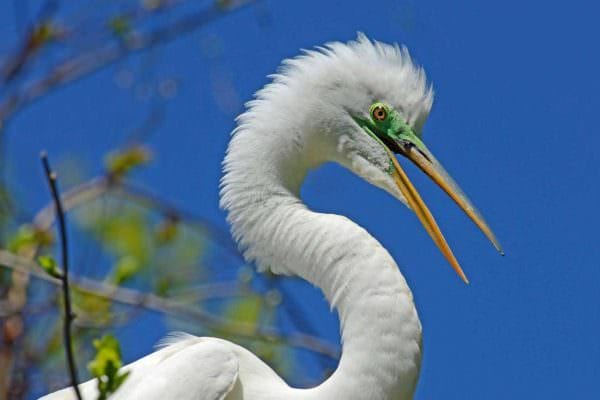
372 105 387 121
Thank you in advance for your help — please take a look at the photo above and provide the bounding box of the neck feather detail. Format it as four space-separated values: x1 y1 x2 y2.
221 123 422 399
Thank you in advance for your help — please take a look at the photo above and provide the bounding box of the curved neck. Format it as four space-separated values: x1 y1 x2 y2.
221 130 422 399
279 206 423 400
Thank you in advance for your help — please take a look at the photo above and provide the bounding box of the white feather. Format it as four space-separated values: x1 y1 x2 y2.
40 34 430 400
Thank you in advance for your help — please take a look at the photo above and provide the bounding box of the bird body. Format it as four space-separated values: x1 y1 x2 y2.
41 34 500 400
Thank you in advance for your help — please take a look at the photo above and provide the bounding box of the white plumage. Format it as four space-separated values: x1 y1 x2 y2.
41 34 499 400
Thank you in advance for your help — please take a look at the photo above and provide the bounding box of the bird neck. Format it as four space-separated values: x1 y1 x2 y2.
287 209 422 400
221 131 422 400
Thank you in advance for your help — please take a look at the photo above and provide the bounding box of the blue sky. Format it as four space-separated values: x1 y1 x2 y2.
3 0 600 398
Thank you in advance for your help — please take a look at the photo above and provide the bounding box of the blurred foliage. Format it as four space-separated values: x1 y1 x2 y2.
108 16 133 39
0 160 307 398
79 204 152 283
29 23 56 49
8 225 53 255
104 146 152 180
227 294 261 328
0 159 312 398
0 1 334 399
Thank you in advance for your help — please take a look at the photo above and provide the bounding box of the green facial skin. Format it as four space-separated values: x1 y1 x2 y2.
353 103 505 256
355 102 428 155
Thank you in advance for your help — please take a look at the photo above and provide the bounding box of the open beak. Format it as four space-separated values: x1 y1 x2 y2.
384 131 503 284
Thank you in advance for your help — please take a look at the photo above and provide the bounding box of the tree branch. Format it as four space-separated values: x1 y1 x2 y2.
0 0 256 124
40 152 83 400
26 174 338 361
0 249 340 360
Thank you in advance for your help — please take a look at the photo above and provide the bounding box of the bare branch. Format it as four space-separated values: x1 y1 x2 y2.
40 152 83 400
0 249 340 360
26 174 340 361
0 0 256 124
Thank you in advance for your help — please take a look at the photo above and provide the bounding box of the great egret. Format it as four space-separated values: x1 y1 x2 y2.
41 34 502 400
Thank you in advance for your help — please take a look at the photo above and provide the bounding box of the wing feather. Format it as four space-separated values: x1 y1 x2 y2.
114 338 239 400
39 337 239 400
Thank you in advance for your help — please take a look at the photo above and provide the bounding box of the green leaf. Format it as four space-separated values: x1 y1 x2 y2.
111 256 142 285
108 16 131 37
8 224 53 254
225 295 262 330
71 288 112 324
9 226 36 253
89 209 151 263
88 334 129 400
154 276 172 297
105 146 151 178
155 218 179 245
37 255 62 279
30 23 55 48
75 201 154 285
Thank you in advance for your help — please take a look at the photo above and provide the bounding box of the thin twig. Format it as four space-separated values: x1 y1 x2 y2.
40 152 83 400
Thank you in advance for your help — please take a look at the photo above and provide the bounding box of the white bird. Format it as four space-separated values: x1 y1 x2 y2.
41 34 502 400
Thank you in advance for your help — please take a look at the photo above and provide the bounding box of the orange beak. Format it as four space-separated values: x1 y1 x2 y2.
385 142 503 283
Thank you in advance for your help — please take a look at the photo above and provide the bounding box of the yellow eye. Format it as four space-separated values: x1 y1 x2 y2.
372 105 387 121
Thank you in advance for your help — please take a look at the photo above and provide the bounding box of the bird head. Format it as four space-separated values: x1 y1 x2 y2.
226 34 502 282
282 34 503 282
